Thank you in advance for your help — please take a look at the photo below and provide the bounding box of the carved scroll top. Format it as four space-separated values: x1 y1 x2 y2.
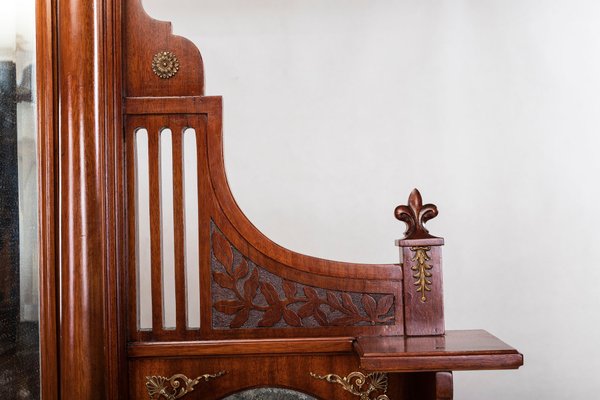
394 189 439 240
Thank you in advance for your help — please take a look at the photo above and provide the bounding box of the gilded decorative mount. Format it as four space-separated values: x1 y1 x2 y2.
152 51 180 79
410 246 433 302
145 371 226 400
394 189 438 240
310 371 390 400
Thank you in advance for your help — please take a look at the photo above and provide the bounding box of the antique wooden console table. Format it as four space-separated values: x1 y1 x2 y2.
35 0 523 398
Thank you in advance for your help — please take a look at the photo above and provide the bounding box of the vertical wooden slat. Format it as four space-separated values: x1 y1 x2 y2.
148 122 164 333
171 124 187 332
197 115 212 336
126 122 138 340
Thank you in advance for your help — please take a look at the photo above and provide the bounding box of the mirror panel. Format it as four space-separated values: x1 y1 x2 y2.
222 388 317 400
0 0 40 398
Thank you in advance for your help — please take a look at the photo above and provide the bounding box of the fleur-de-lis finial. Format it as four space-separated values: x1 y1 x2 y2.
394 189 439 240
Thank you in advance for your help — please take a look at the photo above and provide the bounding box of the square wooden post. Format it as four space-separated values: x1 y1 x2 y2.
394 189 445 336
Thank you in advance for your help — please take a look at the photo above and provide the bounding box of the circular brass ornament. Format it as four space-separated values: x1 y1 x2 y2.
152 51 180 79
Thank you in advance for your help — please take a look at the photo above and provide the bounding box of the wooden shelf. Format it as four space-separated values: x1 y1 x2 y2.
355 330 523 372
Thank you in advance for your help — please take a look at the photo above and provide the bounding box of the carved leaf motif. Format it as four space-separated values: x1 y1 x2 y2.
214 300 245 315
361 294 377 320
297 302 315 319
213 231 233 274
341 293 360 315
243 268 259 302
213 272 235 290
234 258 249 280
313 307 328 326
303 286 318 300
326 292 342 310
230 307 250 328
283 309 302 327
376 295 394 316
260 282 280 306
258 306 282 327
283 281 297 299
211 225 396 329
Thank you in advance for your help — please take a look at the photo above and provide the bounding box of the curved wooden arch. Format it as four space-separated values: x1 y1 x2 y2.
123 0 414 343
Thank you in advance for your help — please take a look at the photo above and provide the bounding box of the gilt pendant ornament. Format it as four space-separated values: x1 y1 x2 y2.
410 246 433 302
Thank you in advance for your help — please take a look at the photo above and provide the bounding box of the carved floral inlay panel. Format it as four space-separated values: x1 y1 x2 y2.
211 223 395 329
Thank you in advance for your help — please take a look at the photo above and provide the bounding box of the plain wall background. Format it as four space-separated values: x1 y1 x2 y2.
143 0 600 398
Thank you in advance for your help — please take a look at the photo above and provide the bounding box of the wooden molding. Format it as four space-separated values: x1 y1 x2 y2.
36 0 58 398
55 0 125 397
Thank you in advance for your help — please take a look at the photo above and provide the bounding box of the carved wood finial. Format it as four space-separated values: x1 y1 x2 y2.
394 189 439 240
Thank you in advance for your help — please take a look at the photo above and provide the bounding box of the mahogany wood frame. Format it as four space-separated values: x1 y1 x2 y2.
37 0 127 398
37 0 522 399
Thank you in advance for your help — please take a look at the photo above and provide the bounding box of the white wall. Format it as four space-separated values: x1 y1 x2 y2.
143 1 600 398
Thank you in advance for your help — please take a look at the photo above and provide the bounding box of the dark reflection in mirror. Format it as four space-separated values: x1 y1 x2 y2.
0 2 40 398
222 388 317 400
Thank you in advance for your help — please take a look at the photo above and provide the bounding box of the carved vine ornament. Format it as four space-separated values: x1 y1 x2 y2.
211 226 395 328
310 371 390 400
145 371 226 400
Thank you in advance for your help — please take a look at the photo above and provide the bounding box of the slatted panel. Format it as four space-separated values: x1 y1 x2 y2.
127 115 206 341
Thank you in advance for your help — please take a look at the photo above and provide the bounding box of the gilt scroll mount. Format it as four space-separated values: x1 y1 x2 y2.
145 371 226 400
310 371 390 400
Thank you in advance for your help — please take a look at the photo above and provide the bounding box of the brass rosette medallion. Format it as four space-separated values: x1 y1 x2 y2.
152 51 180 79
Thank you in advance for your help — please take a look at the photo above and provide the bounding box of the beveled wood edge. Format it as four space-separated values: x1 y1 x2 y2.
128 337 355 358
124 96 221 114
36 0 59 398
354 343 520 359
358 353 524 372
354 330 520 358
396 237 445 247
353 330 524 372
